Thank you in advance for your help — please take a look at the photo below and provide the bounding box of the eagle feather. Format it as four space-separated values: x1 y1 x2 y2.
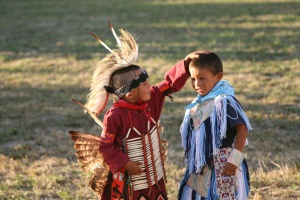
69 131 109 196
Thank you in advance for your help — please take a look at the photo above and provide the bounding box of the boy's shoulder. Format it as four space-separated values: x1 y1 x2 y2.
216 94 242 107
216 94 235 100
104 105 125 118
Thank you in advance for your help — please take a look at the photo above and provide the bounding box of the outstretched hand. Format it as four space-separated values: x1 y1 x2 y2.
183 51 202 73
124 160 144 176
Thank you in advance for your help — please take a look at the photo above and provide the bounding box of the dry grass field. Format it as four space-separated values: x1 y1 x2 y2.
0 0 299 199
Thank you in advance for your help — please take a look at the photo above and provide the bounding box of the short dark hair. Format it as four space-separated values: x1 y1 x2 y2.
110 64 141 91
189 51 223 75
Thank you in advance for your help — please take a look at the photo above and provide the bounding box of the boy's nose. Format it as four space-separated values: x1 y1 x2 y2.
194 80 200 88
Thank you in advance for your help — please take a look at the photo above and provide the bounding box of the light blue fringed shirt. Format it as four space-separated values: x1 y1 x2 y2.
180 80 252 174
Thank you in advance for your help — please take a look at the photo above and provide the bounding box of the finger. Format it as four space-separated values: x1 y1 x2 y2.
136 161 143 166
138 168 144 173
222 165 228 173
228 171 235 176
222 168 230 176
191 54 199 59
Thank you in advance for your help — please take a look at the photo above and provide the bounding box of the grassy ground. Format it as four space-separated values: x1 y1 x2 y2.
0 0 299 199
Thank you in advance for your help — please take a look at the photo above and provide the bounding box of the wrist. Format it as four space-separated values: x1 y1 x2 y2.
183 59 190 75
228 148 244 167
123 159 131 169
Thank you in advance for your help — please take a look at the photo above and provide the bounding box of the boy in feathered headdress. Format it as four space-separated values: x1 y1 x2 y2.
83 23 199 200
178 51 252 200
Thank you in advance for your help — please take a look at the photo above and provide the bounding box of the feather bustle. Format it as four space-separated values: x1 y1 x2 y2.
70 136 100 144
160 139 168 161
71 99 104 126
69 131 100 140
80 158 107 172
89 168 110 196
68 131 109 197
75 150 99 157
74 144 99 151
77 154 103 164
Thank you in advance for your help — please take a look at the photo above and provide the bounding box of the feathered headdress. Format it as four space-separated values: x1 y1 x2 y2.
85 22 139 115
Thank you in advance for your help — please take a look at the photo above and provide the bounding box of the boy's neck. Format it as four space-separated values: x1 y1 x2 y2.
114 99 147 111
119 97 142 104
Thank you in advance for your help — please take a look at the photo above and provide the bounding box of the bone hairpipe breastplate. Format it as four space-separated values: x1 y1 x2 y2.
124 118 166 196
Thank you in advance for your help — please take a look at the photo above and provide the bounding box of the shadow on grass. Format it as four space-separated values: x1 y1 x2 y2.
1 1 299 199
0 80 299 159
0 1 299 61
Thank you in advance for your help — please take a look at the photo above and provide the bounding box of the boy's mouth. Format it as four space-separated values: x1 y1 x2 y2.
196 89 203 93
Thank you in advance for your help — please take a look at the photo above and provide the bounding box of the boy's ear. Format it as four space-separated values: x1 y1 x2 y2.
217 72 223 80
125 91 134 99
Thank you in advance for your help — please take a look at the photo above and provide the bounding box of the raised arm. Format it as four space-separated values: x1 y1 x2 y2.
99 109 129 174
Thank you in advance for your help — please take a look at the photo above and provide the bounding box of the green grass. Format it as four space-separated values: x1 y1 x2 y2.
0 0 299 199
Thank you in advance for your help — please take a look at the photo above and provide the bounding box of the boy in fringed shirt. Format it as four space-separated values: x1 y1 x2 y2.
178 51 252 200
82 23 199 200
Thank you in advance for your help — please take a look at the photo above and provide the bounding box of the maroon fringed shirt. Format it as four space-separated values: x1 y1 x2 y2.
99 60 189 199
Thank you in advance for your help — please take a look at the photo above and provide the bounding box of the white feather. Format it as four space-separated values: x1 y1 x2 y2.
108 21 122 47
85 26 139 115
99 40 113 53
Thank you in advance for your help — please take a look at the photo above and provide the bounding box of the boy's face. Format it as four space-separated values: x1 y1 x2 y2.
126 68 151 102
190 66 223 96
